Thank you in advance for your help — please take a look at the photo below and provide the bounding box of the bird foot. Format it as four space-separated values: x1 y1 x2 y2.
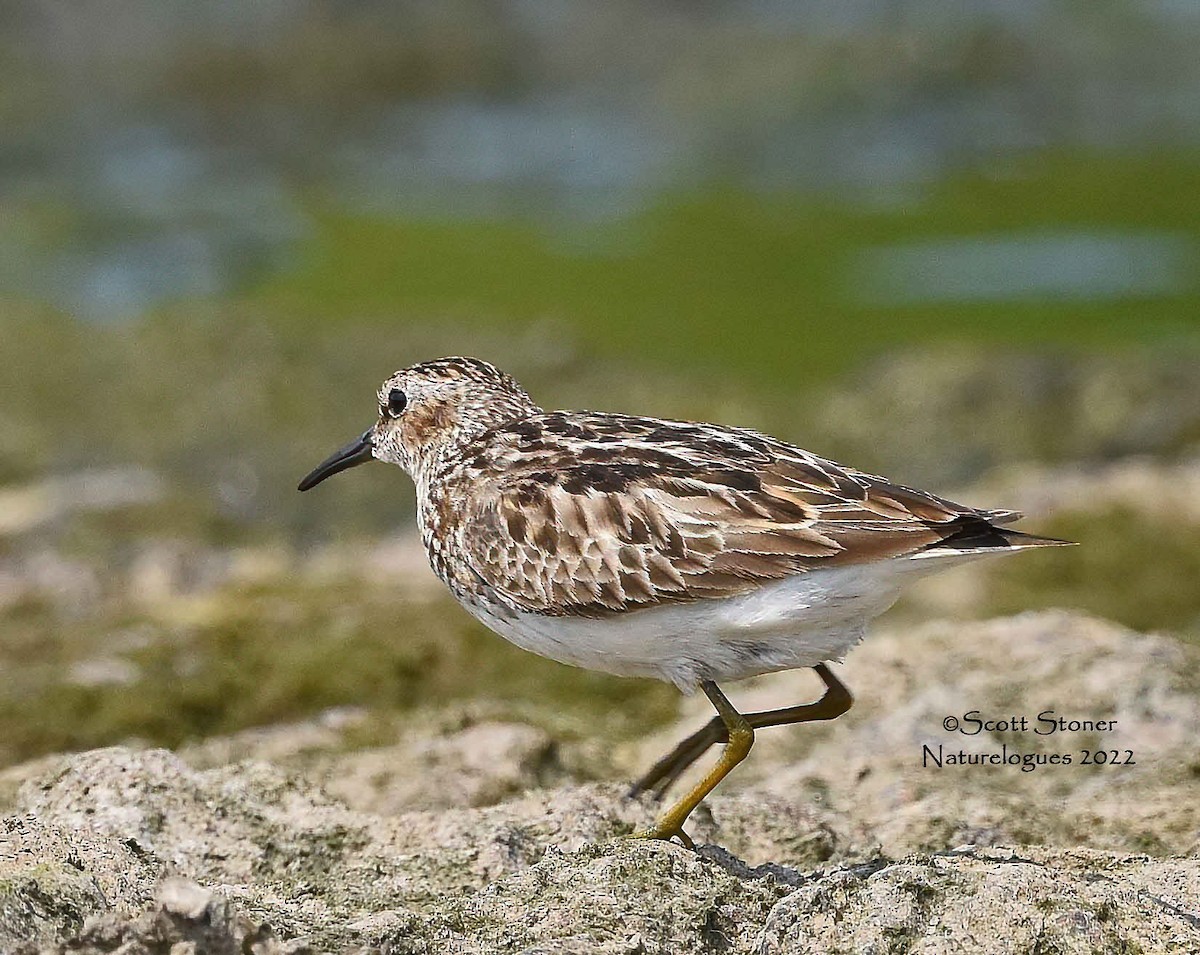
627 824 695 850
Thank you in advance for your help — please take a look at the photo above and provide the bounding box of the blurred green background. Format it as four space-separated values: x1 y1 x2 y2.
2 2 1199 767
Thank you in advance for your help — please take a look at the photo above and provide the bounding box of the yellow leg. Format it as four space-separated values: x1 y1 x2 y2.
630 681 753 847
630 664 852 800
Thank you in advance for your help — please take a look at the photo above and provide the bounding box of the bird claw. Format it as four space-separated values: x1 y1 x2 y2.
627 824 695 850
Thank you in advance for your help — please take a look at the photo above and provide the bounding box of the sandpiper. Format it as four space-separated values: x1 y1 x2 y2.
298 357 1070 846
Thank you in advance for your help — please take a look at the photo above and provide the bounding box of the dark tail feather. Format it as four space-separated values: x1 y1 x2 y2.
915 515 1076 558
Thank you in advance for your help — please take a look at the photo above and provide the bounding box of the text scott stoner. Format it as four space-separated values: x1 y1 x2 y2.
941 710 1118 735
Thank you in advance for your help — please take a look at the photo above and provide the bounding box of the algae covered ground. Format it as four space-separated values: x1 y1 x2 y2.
260 154 1200 383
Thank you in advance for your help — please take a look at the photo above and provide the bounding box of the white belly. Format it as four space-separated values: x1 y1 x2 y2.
461 557 945 690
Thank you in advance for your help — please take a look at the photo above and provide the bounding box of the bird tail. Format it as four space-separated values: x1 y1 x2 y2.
909 514 1076 560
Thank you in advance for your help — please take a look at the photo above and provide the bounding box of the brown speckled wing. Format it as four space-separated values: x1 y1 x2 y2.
455 414 1001 618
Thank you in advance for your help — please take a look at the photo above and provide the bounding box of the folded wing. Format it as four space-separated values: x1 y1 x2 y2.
457 415 1060 617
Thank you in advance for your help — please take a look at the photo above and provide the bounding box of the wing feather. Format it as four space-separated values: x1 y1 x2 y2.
451 413 1024 617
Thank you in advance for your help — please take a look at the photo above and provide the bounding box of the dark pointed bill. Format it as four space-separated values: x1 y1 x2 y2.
297 429 375 491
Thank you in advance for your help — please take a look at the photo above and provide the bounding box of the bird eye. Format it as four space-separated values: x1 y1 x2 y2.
386 388 407 416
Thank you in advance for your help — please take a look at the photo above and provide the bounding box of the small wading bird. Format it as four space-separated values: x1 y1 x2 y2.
299 358 1070 846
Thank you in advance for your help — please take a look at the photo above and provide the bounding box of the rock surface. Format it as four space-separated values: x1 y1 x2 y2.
2 611 1198 953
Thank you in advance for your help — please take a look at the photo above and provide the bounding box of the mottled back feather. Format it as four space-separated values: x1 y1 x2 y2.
424 411 1042 618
